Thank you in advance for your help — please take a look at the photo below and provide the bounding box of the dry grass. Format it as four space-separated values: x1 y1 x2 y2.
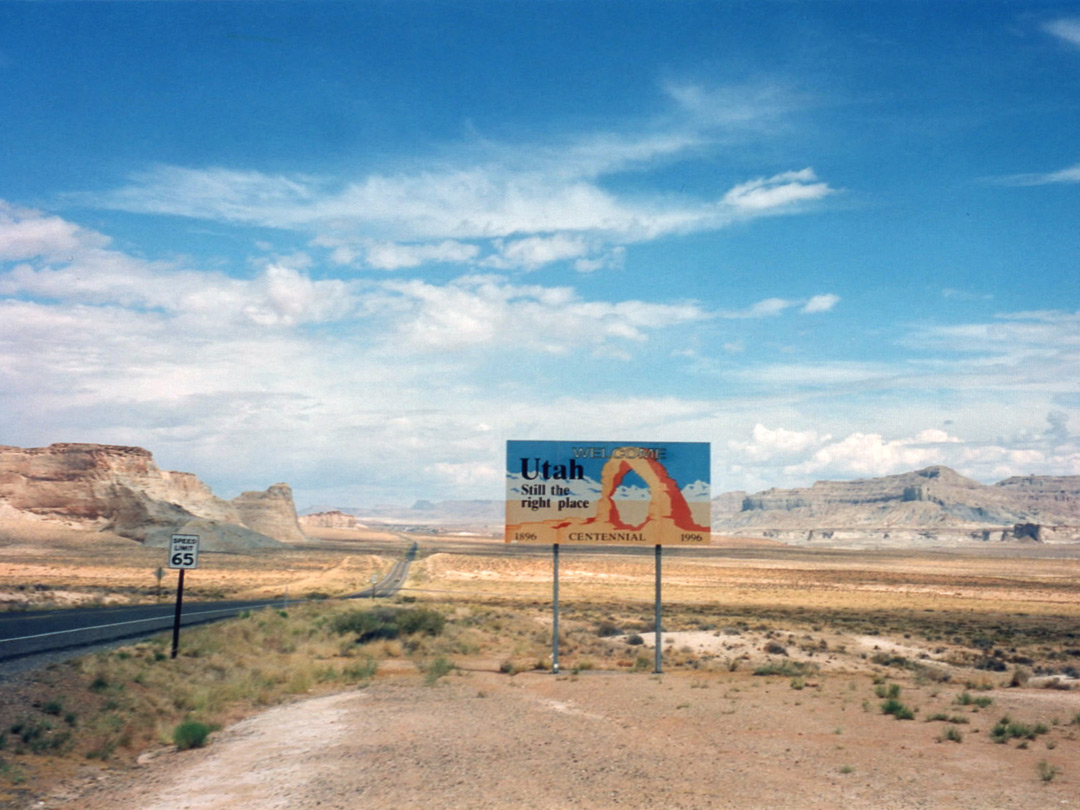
0 524 390 608
3 524 1080 807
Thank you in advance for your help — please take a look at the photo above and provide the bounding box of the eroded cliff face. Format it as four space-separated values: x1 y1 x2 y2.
0 443 307 549
712 466 1080 545
232 483 307 544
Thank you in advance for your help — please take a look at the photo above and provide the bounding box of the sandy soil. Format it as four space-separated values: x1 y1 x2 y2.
46 667 1080 810
0 520 391 607
6 523 1080 809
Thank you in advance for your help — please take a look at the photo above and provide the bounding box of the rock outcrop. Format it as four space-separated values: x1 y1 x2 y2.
299 510 366 530
232 483 307 544
713 466 1080 545
0 443 307 549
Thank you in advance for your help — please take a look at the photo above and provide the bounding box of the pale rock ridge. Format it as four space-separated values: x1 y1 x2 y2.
232 483 307 544
299 510 366 529
0 443 307 549
712 465 1080 545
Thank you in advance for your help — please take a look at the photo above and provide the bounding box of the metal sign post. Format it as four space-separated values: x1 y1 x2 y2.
167 534 200 659
654 544 662 674
552 543 560 674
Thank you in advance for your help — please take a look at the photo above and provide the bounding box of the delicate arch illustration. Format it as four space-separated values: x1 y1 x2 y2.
591 450 708 531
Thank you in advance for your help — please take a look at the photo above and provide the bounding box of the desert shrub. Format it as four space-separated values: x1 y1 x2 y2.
342 657 378 682
173 720 212 750
875 683 901 700
1008 667 1030 687
940 725 964 743
990 716 1049 744
955 692 992 708
626 633 644 646
596 620 621 637
1037 760 1062 782
331 607 445 643
8 718 72 755
763 641 788 656
880 698 915 720
871 653 910 669
753 660 813 677
423 656 454 686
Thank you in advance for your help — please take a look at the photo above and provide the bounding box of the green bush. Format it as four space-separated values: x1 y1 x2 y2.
173 721 213 751
940 725 964 743
423 657 454 686
955 691 992 708
990 716 1049 744
1037 760 1062 782
753 660 813 677
880 698 915 720
331 607 445 643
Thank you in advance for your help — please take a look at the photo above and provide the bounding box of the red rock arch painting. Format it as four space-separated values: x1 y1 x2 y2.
593 452 707 532
506 442 711 545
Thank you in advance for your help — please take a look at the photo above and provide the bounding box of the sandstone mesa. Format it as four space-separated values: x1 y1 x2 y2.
0 443 306 550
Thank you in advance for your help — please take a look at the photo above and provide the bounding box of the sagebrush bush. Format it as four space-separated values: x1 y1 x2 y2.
880 697 915 720
331 607 446 643
172 721 212 751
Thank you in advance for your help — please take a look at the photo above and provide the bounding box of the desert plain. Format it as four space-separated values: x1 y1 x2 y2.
2 521 1080 809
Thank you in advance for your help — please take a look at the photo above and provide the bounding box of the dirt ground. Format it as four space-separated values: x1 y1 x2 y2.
0 521 391 607
4 524 1080 809
44 665 1080 810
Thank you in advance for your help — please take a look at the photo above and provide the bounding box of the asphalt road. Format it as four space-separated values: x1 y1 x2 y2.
0 539 421 671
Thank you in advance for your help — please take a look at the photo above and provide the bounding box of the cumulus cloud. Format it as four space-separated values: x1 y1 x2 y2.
788 429 961 478
729 423 829 462
0 201 111 262
377 274 710 354
486 234 590 271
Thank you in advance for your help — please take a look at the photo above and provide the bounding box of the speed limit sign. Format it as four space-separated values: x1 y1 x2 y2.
168 534 200 569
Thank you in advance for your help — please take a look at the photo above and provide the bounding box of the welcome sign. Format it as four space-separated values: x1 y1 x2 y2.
505 440 711 545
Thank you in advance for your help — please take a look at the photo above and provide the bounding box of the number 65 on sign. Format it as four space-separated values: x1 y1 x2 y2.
168 534 200 569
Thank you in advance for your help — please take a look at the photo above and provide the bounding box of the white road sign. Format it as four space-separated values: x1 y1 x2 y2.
168 534 200 570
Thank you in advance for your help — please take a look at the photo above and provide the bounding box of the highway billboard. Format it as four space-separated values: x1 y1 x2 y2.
505 440 711 545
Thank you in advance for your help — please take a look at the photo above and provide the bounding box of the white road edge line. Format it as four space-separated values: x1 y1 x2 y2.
0 606 252 644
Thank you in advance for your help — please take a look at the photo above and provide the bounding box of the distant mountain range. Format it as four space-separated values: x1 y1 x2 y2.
6 444 1072 550
712 465 1080 546
309 465 1080 546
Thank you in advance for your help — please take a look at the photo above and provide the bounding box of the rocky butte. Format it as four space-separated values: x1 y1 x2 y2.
712 465 1080 546
0 443 306 550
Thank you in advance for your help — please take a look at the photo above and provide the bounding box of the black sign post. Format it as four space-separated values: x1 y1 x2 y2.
171 568 185 659
167 534 199 659
552 543 560 674
654 544 663 674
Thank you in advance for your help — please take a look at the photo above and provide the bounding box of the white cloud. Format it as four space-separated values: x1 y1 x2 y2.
377 274 709 354
802 293 840 313
1046 18 1080 48
729 423 829 463
722 168 834 211
361 240 480 271
719 297 795 319
71 84 836 274
996 162 1080 186
784 429 961 478
0 201 108 261
486 234 590 270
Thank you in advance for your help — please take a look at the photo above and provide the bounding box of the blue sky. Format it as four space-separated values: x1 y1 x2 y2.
1 2 1079 508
